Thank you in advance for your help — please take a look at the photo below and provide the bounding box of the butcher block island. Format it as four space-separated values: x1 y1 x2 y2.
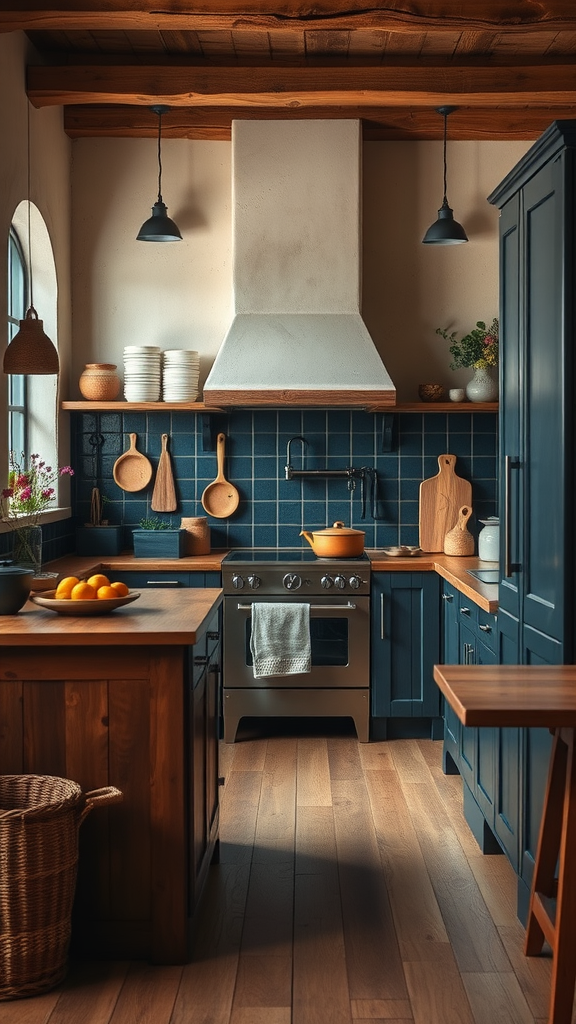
0 588 222 964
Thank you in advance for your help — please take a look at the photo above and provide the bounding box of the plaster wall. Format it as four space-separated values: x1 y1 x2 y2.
71 130 530 402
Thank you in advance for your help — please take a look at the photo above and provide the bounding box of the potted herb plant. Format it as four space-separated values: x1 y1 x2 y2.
132 516 186 559
436 317 499 402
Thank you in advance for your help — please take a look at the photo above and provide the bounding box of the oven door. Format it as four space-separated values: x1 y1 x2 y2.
223 595 370 689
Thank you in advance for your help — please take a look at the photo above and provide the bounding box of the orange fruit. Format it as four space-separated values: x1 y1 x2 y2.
55 576 79 599
110 581 129 597
87 573 110 591
70 581 97 601
97 585 118 600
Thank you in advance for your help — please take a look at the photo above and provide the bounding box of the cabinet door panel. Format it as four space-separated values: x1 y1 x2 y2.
522 162 564 642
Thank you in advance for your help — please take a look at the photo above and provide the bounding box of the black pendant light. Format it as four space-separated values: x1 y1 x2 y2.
137 105 183 242
4 102 59 375
422 106 468 245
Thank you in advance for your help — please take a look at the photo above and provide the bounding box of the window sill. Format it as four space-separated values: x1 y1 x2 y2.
0 507 72 533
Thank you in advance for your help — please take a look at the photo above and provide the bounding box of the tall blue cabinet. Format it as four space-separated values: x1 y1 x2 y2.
488 120 576 914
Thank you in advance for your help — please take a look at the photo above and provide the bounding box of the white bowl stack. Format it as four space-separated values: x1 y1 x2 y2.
123 345 162 401
162 349 200 402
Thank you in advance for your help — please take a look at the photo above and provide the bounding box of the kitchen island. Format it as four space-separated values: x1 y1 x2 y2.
0 587 222 964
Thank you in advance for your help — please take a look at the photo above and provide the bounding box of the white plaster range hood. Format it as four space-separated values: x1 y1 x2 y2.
203 119 396 408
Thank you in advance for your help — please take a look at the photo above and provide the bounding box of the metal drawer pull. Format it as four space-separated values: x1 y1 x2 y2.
381 592 385 640
146 580 181 586
236 602 357 612
442 593 454 602
479 623 492 633
194 655 209 666
460 607 471 615
207 631 220 641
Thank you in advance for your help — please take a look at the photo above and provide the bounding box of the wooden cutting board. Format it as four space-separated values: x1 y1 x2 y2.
151 433 177 512
419 454 472 552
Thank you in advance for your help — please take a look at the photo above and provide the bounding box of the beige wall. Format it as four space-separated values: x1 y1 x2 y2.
0 31 71 472
1 32 533 411
71 131 530 402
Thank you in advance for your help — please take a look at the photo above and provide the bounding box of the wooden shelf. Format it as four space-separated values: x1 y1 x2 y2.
62 400 498 414
368 402 498 413
61 401 226 412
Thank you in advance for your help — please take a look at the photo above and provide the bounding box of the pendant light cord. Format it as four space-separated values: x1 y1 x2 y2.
26 100 34 311
156 109 164 204
442 109 448 206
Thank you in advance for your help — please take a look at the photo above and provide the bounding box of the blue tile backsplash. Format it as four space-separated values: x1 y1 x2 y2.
67 408 498 552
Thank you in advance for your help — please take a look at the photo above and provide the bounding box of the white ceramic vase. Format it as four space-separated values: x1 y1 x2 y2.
465 365 499 403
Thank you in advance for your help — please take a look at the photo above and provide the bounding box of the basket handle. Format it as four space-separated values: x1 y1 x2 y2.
80 785 123 824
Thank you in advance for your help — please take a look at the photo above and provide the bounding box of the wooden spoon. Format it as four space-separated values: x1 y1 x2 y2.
112 433 153 492
201 432 240 519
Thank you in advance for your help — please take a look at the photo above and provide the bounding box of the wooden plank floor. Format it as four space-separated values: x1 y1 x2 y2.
1 719 562 1024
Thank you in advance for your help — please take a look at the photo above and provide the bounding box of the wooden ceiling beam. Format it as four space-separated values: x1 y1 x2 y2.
62 103 576 141
27 62 576 109
2 1 576 34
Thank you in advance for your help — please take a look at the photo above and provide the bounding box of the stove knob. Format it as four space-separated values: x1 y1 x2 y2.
248 575 261 590
349 575 362 590
231 573 245 590
333 575 347 590
321 575 334 589
283 573 302 591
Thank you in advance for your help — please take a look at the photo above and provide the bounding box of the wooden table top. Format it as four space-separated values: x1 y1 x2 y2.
0 588 222 647
434 664 576 727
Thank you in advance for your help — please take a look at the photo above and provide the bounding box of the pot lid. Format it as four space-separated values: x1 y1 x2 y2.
311 521 365 537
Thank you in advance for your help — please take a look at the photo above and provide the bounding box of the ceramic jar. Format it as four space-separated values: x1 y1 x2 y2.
478 517 500 562
180 516 211 555
79 363 121 401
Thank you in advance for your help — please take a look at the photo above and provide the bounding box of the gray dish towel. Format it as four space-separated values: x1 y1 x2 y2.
250 603 311 678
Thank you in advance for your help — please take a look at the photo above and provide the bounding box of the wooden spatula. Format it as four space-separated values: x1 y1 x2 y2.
151 433 177 512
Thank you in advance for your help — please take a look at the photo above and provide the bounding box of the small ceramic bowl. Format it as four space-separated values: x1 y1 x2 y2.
418 383 445 402
449 388 466 403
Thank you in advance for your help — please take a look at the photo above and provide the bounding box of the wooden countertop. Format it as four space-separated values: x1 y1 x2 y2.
433 664 576 727
0 588 222 647
367 551 499 613
43 549 497 613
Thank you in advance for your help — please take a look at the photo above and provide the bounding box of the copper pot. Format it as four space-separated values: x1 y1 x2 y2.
300 521 365 558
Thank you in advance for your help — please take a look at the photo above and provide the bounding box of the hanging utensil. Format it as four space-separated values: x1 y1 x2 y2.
112 433 153 493
151 433 177 513
367 468 387 521
201 433 240 519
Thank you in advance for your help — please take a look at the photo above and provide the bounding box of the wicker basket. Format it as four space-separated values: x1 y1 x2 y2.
0 775 122 1000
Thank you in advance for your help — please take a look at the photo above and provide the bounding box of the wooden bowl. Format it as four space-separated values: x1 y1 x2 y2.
418 383 446 402
30 590 140 616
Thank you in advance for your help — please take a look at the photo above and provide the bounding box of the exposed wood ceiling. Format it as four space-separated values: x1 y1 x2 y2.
2 2 576 140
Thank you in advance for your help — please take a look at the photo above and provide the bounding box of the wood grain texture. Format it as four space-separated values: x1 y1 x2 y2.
419 454 472 553
433 664 576 727
2 732 556 1023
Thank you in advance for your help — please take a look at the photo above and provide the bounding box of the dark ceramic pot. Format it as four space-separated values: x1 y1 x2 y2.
0 565 34 614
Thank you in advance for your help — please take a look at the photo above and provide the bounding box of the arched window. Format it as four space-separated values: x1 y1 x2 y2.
7 227 27 457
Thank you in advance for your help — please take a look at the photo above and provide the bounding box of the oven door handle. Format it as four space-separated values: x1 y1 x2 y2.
236 602 357 611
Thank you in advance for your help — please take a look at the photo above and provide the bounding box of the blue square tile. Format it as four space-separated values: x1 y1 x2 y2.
398 455 423 480
472 412 498 433
254 432 278 456
100 413 122 434
228 410 254 432
229 456 252 479
303 410 327 432
375 524 401 546
79 412 98 434
328 409 351 434
146 411 171 435
399 526 419 546
327 433 351 458
302 500 327 525
278 501 302 525
472 455 497 480
122 413 147 434
351 410 373 433
397 412 422 432
399 500 419 525
400 479 420 501
278 410 303 433
253 500 277 523
253 410 277 433
278 525 299 547
448 411 472 432
398 432 423 456
423 434 449 457
327 501 354 525
446 433 472 458
254 456 278 480
254 525 278 547
253 478 277 501
171 412 198 433
423 413 447 433
473 432 497 457
230 433 252 457
351 433 375 458
228 524 253 548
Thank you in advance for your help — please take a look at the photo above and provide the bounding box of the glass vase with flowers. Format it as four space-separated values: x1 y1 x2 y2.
436 318 499 402
1 452 74 574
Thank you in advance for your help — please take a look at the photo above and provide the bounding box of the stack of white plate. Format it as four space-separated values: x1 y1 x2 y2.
162 349 200 402
123 346 162 401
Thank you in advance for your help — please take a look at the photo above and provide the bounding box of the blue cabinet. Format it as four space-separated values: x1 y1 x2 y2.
489 120 576 907
371 572 440 738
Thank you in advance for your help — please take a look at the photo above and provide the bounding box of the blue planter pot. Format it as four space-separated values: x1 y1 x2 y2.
76 525 123 556
132 529 186 559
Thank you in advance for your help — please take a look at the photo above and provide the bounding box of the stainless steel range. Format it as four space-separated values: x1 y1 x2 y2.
221 549 371 743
